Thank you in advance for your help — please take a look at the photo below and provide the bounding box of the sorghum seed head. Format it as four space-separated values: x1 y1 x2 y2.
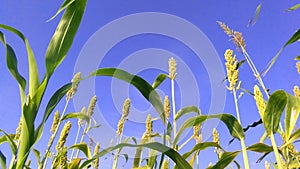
168 57 177 80
59 146 67 168
225 49 239 90
122 98 131 118
87 95 97 117
193 125 200 138
254 85 266 119
50 110 60 133
93 143 100 169
162 159 169 169
213 128 220 144
164 96 170 119
217 21 232 35
116 118 125 135
14 117 22 140
78 107 86 126
142 114 153 139
296 62 300 74
56 121 72 151
294 86 300 97
66 72 82 100
233 31 246 51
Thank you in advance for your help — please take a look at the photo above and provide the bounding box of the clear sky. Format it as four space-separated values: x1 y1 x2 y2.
0 1 299 168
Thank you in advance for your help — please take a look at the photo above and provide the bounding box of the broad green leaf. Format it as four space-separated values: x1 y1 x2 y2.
174 114 244 146
182 142 220 159
89 68 165 124
0 24 39 99
175 106 200 121
208 151 240 169
61 112 90 122
34 83 72 142
45 0 87 77
48 0 76 21
80 142 192 169
286 3 300 11
263 29 300 76
68 158 81 169
33 149 41 167
285 94 300 138
69 143 91 159
281 128 300 148
0 151 6 169
247 143 273 153
263 90 287 135
152 73 168 89
0 129 17 155
0 31 26 104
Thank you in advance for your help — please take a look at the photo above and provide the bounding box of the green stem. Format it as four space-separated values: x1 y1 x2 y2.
233 88 250 169
41 99 70 169
270 133 283 169
178 135 193 151
171 79 177 147
70 123 81 160
112 133 123 169
75 122 88 158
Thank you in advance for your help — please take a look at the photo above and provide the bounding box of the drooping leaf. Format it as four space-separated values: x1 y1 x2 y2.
174 114 244 146
68 158 81 169
61 112 90 122
152 73 168 89
0 24 39 99
263 90 287 135
0 151 6 169
182 142 221 159
286 3 300 11
33 149 41 167
80 142 192 169
0 129 17 155
45 0 87 77
175 106 200 121
285 94 300 138
48 0 76 21
247 143 273 153
69 143 91 159
88 68 165 124
208 151 240 169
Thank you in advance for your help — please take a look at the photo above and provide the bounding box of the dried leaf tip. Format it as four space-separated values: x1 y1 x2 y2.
164 95 170 119
225 49 239 90
168 57 177 80
87 95 97 117
50 110 60 133
254 85 266 119
217 21 232 35
56 121 72 151
66 72 82 100
293 86 300 97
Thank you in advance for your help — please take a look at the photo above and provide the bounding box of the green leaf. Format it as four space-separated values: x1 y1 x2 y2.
281 128 300 148
0 151 6 169
0 24 39 99
80 142 192 169
69 143 91 159
248 2 263 26
34 83 72 142
175 106 200 121
61 112 90 122
33 149 41 167
286 3 300 11
263 90 287 135
174 114 244 146
182 142 221 159
208 151 240 169
294 55 300 60
285 94 300 138
68 158 81 169
0 129 17 155
89 68 165 124
0 134 16 145
48 0 76 21
0 31 26 104
147 149 158 169
45 0 87 77
247 143 273 153
152 73 168 89
263 29 300 76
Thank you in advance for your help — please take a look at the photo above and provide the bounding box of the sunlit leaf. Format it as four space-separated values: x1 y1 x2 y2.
285 94 300 138
68 158 81 169
48 0 76 21
263 90 287 135
294 55 300 60
61 112 90 122
247 143 273 153
89 68 165 124
0 151 6 169
286 3 300 11
182 142 220 159
33 149 41 166
0 129 17 155
0 134 16 145
69 143 92 159
175 106 200 121
208 151 240 169
281 128 300 148
152 73 168 89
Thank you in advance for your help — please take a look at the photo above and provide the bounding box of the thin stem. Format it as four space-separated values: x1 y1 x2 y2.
112 133 123 169
41 99 70 169
75 122 88 158
178 135 194 151
171 79 177 145
70 124 81 159
270 133 283 169
232 88 250 169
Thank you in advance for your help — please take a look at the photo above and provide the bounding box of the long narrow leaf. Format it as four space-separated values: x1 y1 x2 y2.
281 128 300 148
286 3 300 11
0 151 6 169
80 142 192 169
285 94 300 138
152 73 168 89
69 143 91 159
175 106 200 121
182 142 220 159
247 143 273 153
208 151 240 169
47 0 76 21
0 129 17 155
89 68 165 124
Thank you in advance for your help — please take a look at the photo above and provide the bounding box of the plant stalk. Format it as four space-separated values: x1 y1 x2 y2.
171 79 177 146
270 133 283 169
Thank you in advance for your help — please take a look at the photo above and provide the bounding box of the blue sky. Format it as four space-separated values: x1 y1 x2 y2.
0 1 299 168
